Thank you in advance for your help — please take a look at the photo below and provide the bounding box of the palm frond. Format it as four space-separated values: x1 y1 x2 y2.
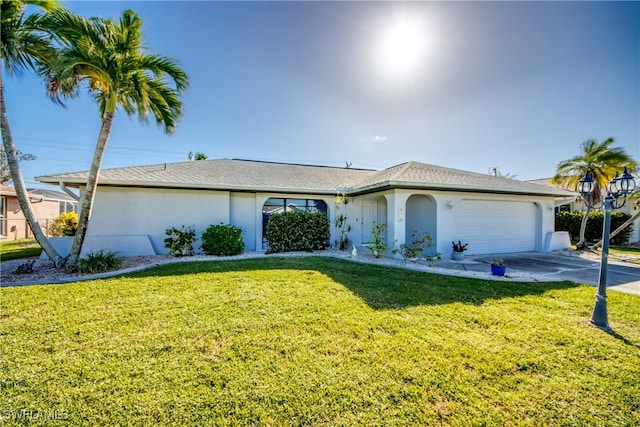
1 6 56 76
46 8 188 126
553 137 638 204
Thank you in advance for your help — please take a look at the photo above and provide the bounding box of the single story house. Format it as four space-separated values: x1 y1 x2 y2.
0 185 78 240
36 159 575 257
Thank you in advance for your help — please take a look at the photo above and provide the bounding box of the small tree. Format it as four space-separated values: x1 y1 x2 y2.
393 230 433 261
47 9 189 266
1 146 36 185
334 191 352 250
365 222 387 258
50 211 78 236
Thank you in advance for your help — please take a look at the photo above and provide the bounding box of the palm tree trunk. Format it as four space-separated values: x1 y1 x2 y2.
576 205 592 249
0 75 63 266
592 208 640 250
66 111 114 265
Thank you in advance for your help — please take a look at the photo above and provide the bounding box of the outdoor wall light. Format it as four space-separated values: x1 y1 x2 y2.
578 167 636 331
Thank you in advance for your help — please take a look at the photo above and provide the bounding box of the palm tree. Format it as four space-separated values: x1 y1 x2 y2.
592 191 639 249
47 9 189 265
552 138 638 249
1 0 63 265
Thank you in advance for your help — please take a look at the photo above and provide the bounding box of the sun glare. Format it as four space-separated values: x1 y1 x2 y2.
377 19 428 78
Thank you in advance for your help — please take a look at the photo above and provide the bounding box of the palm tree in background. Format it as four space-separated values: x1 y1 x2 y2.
592 191 639 249
1 0 63 264
552 138 638 249
47 9 189 265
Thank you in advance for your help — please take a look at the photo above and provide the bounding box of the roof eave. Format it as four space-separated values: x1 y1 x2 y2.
36 177 338 195
37 177 572 198
349 180 573 197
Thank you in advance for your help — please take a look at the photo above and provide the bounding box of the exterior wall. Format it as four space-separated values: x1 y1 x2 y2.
33 200 62 223
230 192 257 251
2 196 29 240
69 185 564 257
0 195 63 240
87 186 230 254
361 189 558 257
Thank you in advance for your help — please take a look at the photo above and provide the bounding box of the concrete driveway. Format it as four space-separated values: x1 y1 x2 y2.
460 252 640 295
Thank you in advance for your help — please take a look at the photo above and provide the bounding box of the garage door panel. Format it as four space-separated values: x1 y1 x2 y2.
455 200 537 254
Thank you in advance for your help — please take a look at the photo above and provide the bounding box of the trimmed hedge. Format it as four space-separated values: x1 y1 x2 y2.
201 224 244 256
265 211 330 253
555 211 633 245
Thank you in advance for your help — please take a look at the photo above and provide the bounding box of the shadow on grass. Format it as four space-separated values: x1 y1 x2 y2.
122 256 582 310
606 330 640 350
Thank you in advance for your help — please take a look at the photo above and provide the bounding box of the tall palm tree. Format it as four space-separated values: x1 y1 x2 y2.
1 0 63 265
552 138 638 249
47 9 189 265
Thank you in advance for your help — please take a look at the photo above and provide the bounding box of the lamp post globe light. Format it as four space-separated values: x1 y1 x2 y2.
578 167 637 331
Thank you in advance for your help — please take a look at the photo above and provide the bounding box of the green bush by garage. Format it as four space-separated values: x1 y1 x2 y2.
555 211 632 244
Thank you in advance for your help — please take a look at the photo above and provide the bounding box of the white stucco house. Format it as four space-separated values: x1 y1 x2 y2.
36 159 575 258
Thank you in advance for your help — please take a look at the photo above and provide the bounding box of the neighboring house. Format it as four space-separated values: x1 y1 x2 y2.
0 185 78 240
528 178 639 243
36 159 575 257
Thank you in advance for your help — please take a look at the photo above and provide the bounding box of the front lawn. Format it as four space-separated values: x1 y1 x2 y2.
606 245 640 265
1 257 639 425
0 239 41 261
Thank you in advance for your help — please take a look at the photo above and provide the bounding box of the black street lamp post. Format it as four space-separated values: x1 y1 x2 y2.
578 167 636 331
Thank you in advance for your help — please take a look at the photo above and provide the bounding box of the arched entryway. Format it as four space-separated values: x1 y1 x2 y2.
405 194 437 255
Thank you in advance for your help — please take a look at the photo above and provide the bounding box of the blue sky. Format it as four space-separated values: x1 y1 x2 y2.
6 1 639 189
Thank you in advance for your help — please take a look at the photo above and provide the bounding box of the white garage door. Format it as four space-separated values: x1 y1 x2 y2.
454 200 538 254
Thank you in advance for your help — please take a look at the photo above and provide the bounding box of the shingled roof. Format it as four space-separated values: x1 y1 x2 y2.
36 159 573 197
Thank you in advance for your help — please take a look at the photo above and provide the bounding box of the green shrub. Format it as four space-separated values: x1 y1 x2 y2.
50 212 78 236
76 250 122 274
265 211 330 253
393 230 433 261
201 224 245 256
555 211 632 244
164 226 196 256
334 213 352 251
364 222 387 258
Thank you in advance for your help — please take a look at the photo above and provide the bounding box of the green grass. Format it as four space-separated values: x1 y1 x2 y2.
0 239 42 261
606 245 640 265
1 257 639 426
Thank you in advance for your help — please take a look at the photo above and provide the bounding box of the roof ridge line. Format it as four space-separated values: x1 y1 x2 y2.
230 158 375 171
